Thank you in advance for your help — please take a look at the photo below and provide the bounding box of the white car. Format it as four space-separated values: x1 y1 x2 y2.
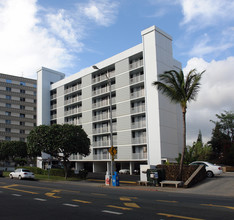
9 169 35 180
190 161 222 178
119 169 130 174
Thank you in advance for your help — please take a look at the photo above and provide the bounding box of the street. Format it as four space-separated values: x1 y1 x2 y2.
0 177 234 220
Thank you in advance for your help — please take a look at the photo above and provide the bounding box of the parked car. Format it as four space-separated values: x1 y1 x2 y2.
9 168 35 180
189 161 222 178
119 169 130 174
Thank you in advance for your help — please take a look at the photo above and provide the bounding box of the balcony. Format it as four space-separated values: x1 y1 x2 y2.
65 84 82 94
130 74 144 84
92 70 115 84
93 124 117 134
131 105 145 114
92 97 116 109
92 139 117 147
64 107 82 116
50 94 57 100
64 96 82 105
93 111 116 121
132 137 146 144
132 152 147 160
50 104 57 109
51 114 57 120
92 85 115 96
129 59 143 70
130 90 145 99
131 121 146 129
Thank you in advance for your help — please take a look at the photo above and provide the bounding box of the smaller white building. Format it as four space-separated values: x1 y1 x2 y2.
37 26 183 173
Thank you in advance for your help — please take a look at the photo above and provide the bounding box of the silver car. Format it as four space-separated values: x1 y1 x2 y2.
9 169 35 180
190 161 222 178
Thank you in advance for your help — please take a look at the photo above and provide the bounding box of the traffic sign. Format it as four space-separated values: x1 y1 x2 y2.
108 146 117 156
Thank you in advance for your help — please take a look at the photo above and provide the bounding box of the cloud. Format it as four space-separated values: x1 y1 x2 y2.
180 0 234 28
0 0 76 78
184 57 234 145
77 0 119 27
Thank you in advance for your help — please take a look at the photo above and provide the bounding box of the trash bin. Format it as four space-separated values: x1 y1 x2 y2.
105 172 111 186
112 171 119 186
147 168 165 186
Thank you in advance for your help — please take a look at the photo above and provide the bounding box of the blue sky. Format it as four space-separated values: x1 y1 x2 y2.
0 0 233 144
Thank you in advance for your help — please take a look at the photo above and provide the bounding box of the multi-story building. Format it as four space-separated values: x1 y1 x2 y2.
37 26 183 173
0 73 37 142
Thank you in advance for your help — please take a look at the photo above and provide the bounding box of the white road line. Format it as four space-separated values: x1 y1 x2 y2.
102 210 123 215
34 198 47 202
63 203 79 208
12 194 21 197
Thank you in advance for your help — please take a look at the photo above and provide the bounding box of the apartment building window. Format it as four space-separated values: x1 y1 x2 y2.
20 113 25 118
33 115 36 119
5 120 11 124
33 84 37 88
5 136 11 141
6 79 12 83
5 128 11 133
20 81 26 86
6 103 11 108
6 95 11 100
20 121 25 126
20 89 25 94
20 97 25 102
20 130 25 134
20 138 25 142
6 87 11 91
5 111 11 116
34 99 36 103
20 105 25 110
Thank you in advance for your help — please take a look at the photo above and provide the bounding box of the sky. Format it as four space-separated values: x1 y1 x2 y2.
0 0 233 145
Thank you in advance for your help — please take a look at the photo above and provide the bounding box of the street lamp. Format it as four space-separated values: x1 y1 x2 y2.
92 65 114 180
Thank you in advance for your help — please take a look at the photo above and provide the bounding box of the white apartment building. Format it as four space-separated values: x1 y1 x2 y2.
37 26 183 173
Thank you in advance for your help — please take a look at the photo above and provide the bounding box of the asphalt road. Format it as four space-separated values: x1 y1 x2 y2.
0 176 234 220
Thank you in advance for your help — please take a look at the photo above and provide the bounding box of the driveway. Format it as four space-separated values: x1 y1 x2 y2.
182 172 234 197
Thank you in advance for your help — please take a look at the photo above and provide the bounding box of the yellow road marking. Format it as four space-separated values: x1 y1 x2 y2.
157 200 178 203
120 197 131 201
107 205 132 211
1 184 38 195
73 199 92 204
52 190 61 193
45 192 61 198
201 204 234 210
124 202 140 208
157 213 204 220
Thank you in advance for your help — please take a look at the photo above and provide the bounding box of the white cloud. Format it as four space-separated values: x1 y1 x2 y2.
180 0 234 28
77 0 119 27
184 57 234 145
0 0 76 78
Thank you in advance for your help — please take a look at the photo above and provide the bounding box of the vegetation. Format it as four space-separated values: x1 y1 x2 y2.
27 124 91 179
209 111 234 165
0 141 28 166
153 69 204 180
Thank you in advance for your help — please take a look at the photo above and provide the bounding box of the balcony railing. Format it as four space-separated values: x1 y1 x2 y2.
130 90 145 99
51 114 57 119
92 85 115 96
64 107 82 116
93 111 116 121
64 84 82 94
93 124 117 134
132 137 146 144
131 121 146 129
129 59 143 70
130 74 144 84
132 152 147 159
92 97 116 108
93 153 117 160
92 70 115 84
92 139 117 147
50 94 57 100
64 96 82 105
131 105 145 114
50 104 57 109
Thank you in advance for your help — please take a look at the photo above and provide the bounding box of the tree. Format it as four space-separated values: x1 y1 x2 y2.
27 124 91 179
209 111 234 164
0 141 28 166
153 69 204 180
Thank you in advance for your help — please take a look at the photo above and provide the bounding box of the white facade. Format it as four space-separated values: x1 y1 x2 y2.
37 26 183 173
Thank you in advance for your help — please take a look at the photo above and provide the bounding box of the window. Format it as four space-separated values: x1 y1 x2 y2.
5 111 11 116
20 138 25 142
34 99 36 103
5 120 11 124
6 87 11 91
20 130 25 134
20 105 25 110
20 113 25 118
33 115 36 119
20 121 25 126
33 84 37 88
6 95 11 100
5 128 11 133
5 136 11 141
6 103 11 108
20 97 25 102
33 91 36 96
6 79 12 83
20 81 26 86
20 89 25 94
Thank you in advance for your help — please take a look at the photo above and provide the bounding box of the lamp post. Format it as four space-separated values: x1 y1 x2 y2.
92 65 114 180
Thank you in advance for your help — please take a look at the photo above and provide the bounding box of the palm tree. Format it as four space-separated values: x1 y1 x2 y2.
152 69 204 180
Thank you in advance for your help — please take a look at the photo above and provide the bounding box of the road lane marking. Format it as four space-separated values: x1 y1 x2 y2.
34 198 47 202
124 202 140 208
157 213 204 220
1 185 38 194
73 199 92 204
12 194 21 197
102 210 123 215
201 204 234 210
91 193 107 196
157 200 178 203
63 203 79 207
45 192 61 198
120 197 131 201
107 205 132 211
